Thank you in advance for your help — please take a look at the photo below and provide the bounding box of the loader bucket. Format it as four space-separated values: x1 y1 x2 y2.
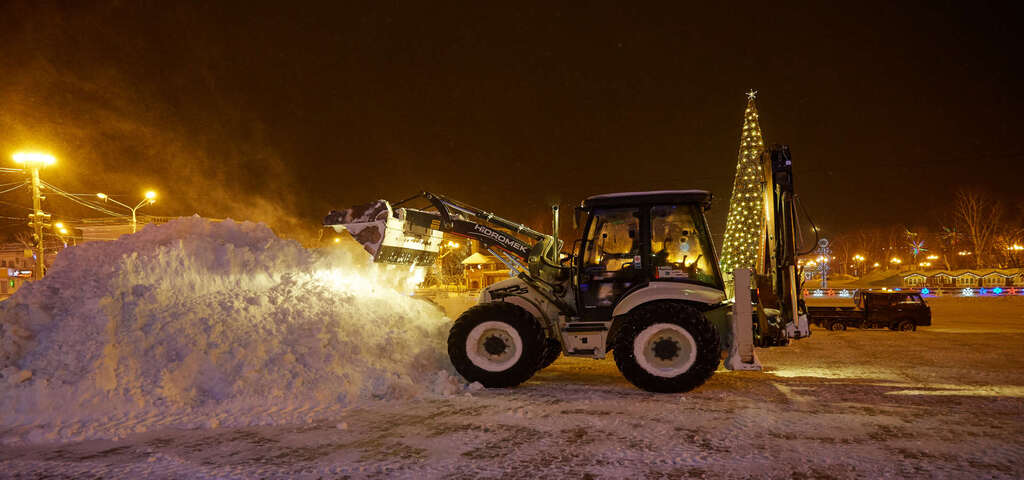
324 200 443 265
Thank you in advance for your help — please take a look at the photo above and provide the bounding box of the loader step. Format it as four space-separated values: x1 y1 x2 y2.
563 323 608 332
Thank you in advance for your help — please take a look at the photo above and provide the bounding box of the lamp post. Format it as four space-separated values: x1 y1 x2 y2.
852 254 865 277
13 152 56 281
97 190 157 233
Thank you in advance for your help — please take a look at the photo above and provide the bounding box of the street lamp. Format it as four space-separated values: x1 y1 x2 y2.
97 190 158 233
12 151 56 281
852 254 865 276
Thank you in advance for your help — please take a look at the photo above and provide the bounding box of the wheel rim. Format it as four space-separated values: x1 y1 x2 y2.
633 323 698 378
465 321 524 372
831 322 844 331
900 322 914 331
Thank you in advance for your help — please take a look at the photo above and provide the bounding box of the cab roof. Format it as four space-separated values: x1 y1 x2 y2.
582 190 713 209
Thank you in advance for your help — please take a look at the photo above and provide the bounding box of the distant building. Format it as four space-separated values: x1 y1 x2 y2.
902 269 1023 288
462 252 511 290
0 244 36 299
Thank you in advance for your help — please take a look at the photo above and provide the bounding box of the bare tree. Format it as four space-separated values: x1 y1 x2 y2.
853 228 882 274
13 231 33 249
954 188 1003 269
829 233 852 276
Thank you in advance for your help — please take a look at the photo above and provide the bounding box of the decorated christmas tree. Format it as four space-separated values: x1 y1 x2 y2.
719 90 766 275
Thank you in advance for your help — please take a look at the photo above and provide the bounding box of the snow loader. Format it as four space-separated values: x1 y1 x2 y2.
324 145 811 393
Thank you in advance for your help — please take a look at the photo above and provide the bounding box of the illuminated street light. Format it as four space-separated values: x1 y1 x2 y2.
12 151 56 281
1009 244 1024 251
890 257 902 264
96 190 159 233
851 254 866 276
926 254 939 260
12 152 56 167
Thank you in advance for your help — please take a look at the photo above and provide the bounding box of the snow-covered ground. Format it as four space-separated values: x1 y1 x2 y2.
1 220 1022 478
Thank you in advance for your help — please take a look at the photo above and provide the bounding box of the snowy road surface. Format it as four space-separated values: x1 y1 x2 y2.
3 296 1023 479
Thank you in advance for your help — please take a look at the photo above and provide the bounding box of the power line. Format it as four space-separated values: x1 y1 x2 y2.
0 183 26 195
40 180 126 217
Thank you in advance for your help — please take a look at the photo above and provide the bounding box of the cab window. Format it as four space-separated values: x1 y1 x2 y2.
650 205 719 287
897 294 923 304
583 207 640 272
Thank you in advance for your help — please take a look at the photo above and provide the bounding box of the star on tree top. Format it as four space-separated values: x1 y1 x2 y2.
746 89 758 100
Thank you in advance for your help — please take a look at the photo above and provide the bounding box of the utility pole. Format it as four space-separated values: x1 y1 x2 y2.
13 152 56 281
28 166 47 281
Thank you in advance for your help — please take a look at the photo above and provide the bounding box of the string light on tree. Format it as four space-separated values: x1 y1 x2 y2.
720 90 766 275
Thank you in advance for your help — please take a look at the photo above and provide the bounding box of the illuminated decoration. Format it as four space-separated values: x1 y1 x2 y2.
979 288 987 295
1009 244 1024 251
907 234 927 262
816 240 832 288
826 289 835 296
993 286 1003 295
961 288 974 297
926 254 939 260
838 289 852 297
720 90 766 275
812 289 824 297
920 287 930 295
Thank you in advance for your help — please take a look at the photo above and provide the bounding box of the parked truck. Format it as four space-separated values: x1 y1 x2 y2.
807 291 931 331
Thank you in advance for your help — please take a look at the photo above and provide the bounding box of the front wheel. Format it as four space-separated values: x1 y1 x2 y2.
448 302 545 388
613 302 720 393
896 319 917 331
829 321 847 331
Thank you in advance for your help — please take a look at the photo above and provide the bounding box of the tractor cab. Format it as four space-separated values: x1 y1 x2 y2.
574 190 724 322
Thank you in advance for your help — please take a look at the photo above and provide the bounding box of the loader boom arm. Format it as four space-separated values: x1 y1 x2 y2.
325 192 564 280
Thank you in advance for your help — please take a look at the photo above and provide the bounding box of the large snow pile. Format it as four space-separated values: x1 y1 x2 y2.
0 217 460 444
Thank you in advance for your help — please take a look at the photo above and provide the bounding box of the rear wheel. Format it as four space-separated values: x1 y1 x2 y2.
448 302 545 388
896 319 916 331
613 302 720 393
829 321 847 331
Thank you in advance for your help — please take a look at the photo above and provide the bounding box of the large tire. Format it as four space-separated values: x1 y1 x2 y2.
613 302 720 393
448 302 546 388
537 339 562 370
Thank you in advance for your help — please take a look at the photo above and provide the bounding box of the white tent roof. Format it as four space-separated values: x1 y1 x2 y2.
461 252 499 265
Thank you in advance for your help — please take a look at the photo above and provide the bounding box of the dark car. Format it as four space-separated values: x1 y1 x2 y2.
807 291 932 331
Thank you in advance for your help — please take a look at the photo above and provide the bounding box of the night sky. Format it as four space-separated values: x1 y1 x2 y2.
1 1 1021 245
